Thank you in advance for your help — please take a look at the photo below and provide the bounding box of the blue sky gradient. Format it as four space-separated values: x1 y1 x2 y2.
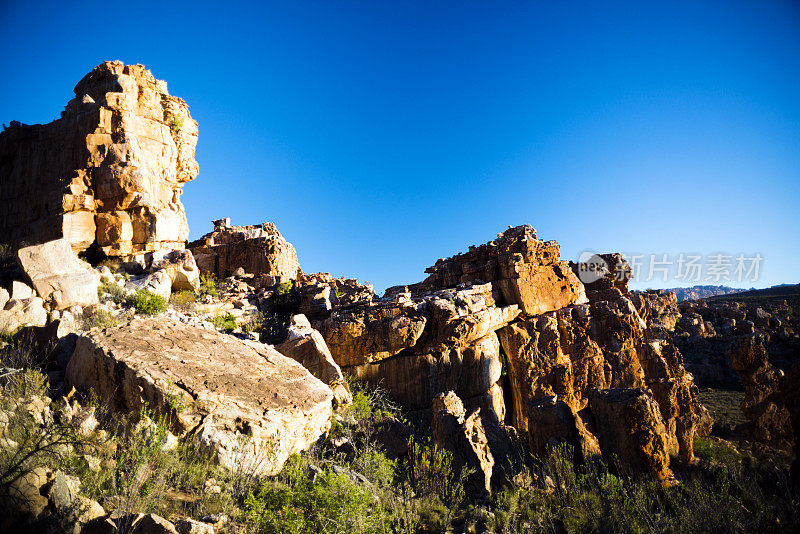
1 1 798 292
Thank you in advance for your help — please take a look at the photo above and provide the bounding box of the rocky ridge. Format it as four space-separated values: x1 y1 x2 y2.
6 61 797 532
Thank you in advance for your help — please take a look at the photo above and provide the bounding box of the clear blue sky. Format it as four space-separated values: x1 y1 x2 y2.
2 1 799 292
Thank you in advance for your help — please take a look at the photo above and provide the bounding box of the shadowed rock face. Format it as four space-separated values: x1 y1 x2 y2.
0 61 198 257
65 317 333 476
589 388 674 483
728 334 792 448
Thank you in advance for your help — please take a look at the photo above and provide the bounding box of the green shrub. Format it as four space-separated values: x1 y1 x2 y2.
244 454 392 534
168 115 183 132
126 289 167 315
81 309 123 330
210 312 237 332
169 290 196 312
257 281 301 344
342 376 400 423
199 273 218 298
97 281 126 304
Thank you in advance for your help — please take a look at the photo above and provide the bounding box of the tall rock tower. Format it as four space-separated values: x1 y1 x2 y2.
0 61 199 257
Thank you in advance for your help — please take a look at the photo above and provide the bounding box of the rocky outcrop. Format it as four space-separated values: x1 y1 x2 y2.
727 335 792 448
302 226 704 480
423 225 587 316
276 314 352 407
0 61 198 258
65 317 333 476
189 219 302 281
676 296 799 390
589 388 674 483
497 291 702 460
17 238 100 310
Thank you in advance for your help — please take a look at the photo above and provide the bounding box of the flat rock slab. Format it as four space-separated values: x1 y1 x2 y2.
66 317 333 475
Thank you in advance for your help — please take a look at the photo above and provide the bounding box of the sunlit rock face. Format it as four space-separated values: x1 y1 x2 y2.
0 61 198 257
189 219 302 281
302 226 706 482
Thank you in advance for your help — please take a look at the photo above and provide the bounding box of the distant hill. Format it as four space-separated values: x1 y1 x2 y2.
665 285 750 302
707 283 800 314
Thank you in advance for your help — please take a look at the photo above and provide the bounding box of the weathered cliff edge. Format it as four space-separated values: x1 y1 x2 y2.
0 61 198 258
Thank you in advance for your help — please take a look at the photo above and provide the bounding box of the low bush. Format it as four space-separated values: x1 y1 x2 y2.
210 312 237 332
168 115 183 132
489 442 799 534
81 309 124 330
126 289 167 315
169 290 196 312
198 273 218 298
97 281 126 304
244 454 393 534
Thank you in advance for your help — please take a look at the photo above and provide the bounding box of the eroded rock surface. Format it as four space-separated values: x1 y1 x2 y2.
17 238 100 310
189 219 302 281
0 61 199 257
65 317 333 475
589 388 674 483
423 225 587 315
300 225 704 480
431 392 494 496
728 335 792 448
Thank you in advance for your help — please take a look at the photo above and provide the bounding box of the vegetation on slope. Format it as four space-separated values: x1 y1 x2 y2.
1 336 798 533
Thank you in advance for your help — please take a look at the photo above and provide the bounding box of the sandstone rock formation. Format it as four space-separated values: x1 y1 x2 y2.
589 388 674 483
423 225 587 315
727 335 792 448
431 391 494 496
527 396 600 462
276 314 352 407
0 61 199 258
318 282 519 416
291 225 706 480
65 317 333 476
189 219 302 281
17 238 99 310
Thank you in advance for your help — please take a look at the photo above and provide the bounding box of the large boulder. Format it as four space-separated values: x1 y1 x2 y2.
17 239 99 310
151 249 201 293
0 61 199 257
65 317 333 475
276 314 352 407
0 297 48 331
589 388 674 484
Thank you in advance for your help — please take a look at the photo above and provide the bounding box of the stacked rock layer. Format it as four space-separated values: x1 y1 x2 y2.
0 61 199 257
